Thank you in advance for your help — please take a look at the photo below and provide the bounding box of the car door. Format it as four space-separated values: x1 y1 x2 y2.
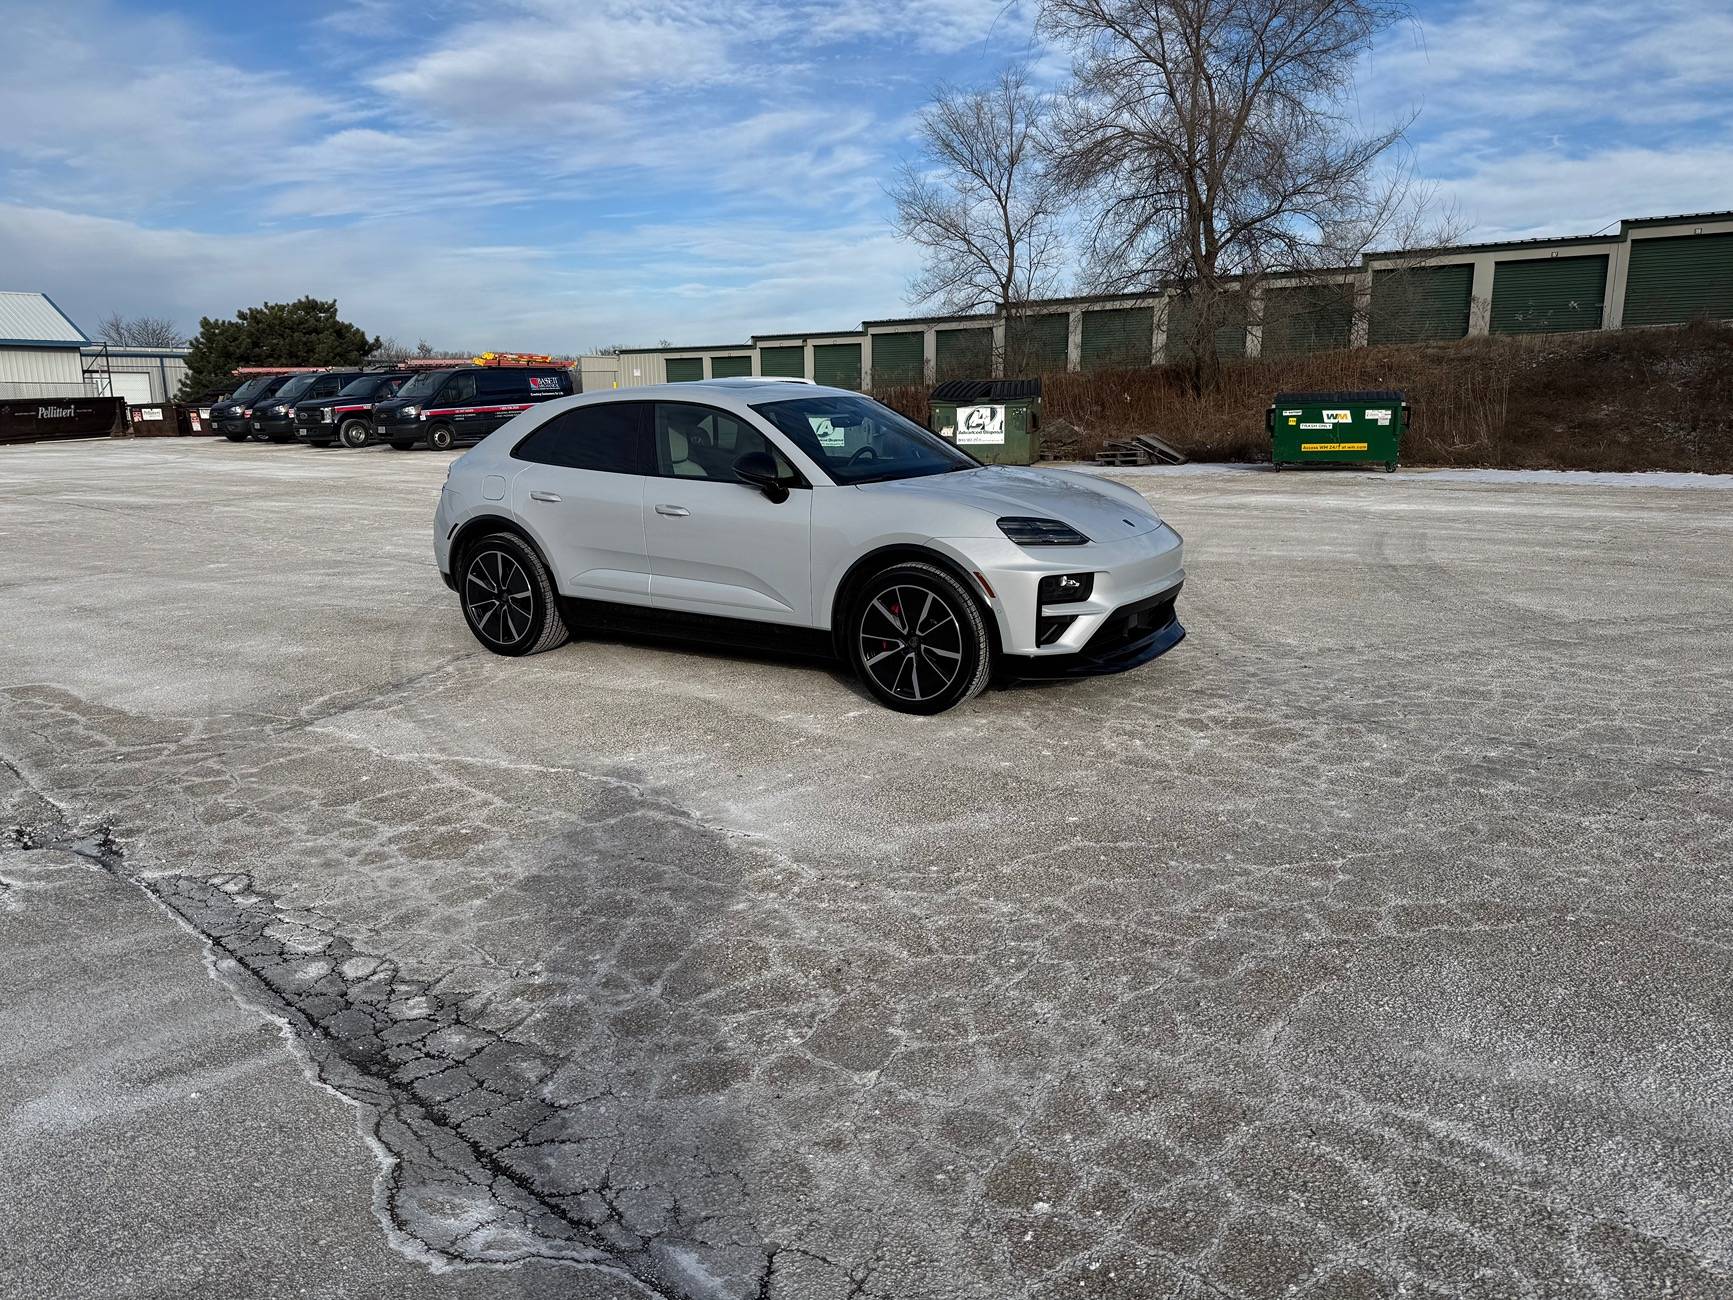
508 402 652 604
644 401 814 625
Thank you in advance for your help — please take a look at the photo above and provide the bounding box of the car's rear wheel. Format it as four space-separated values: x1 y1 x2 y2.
848 561 992 714
458 532 569 657
339 419 370 449
428 423 455 451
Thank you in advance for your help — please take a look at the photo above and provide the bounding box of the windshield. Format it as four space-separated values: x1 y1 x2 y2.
275 374 319 401
395 370 450 400
339 373 397 398
751 395 976 484
228 377 273 403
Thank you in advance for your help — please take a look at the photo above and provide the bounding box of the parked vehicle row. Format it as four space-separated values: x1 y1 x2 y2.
205 358 576 452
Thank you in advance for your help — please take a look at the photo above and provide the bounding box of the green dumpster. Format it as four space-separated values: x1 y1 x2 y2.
1268 390 1407 472
928 378 1042 465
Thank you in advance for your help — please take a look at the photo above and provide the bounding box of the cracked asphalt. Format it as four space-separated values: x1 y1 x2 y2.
1 439 1730 1300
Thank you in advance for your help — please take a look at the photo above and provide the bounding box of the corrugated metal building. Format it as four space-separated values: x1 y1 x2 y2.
0 291 90 399
583 209 1733 391
83 345 191 404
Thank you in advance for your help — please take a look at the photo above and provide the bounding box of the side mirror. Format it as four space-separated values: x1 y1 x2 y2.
734 451 790 504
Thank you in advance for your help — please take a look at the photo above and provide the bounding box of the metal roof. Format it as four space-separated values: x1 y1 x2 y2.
0 292 89 346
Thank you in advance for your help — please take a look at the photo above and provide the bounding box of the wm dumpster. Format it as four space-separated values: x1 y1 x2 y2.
1268 390 1407 472
930 378 1042 466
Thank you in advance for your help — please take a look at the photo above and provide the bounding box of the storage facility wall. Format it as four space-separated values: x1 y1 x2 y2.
1080 307 1153 369
1490 256 1608 334
665 357 704 382
759 345 805 378
0 346 87 399
813 343 862 390
869 331 924 387
1260 284 1355 355
1622 233 1733 326
710 355 753 378
935 327 992 381
1005 313 1069 374
1368 264 1474 344
579 357 621 391
615 354 669 386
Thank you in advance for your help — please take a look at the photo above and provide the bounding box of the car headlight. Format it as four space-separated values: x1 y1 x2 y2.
402 405 420 418
998 516 1090 546
320 408 334 422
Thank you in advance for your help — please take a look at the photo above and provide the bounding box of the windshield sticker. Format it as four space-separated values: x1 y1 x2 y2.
809 416 845 448
956 404 1006 444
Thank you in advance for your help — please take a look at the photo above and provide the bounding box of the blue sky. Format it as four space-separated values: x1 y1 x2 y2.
1 0 1728 352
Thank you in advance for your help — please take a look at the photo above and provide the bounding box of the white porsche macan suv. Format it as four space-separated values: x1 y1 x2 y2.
433 379 1185 713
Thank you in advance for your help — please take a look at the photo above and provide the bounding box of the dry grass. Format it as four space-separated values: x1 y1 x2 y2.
874 322 1733 472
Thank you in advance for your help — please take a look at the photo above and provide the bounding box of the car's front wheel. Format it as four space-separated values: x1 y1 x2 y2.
457 532 570 657
428 423 456 451
339 419 370 448
848 561 992 714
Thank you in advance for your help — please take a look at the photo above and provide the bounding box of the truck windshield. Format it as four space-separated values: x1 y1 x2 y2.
228 377 273 403
751 394 977 484
339 374 396 398
395 371 449 400
276 374 319 401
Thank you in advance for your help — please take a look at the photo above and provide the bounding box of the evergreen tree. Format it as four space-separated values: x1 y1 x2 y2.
178 298 379 398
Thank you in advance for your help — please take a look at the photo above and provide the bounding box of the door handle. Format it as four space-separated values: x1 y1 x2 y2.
654 504 690 517
529 490 561 502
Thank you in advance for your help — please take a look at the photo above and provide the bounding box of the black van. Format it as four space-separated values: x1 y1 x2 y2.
251 370 368 443
210 374 294 441
295 371 413 448
372 364 574 450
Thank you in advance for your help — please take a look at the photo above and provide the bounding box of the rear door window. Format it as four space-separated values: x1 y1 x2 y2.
651 402 796 481
512 403 647 474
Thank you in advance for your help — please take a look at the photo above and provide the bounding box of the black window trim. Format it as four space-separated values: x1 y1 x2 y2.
647 398 811 489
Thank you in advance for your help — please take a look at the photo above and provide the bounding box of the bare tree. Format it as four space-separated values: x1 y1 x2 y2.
368 336 413 362
97 311 186 348
889 67 1068 331
1042 0 1417 388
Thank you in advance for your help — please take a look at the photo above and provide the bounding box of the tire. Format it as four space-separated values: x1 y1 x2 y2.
339 419 370 449
223 433 248 443
457 532 569 657
427 423 456 452
388 440 415 451
847 561 992 715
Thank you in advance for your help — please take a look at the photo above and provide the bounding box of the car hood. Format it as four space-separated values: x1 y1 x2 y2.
858 465 1163 540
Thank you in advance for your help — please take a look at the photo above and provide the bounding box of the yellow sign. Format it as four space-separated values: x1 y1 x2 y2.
1301 441 1368 452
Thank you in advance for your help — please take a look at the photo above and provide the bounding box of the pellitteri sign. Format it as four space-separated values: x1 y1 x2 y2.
0 397 128 445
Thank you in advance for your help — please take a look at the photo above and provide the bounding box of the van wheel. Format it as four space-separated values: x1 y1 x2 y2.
339 419 370 449
848 561 992 715
458 533 569 657
428 423 455 451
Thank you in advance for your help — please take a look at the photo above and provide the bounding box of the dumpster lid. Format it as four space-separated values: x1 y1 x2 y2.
1270 389 1404 406
930 378 1043 403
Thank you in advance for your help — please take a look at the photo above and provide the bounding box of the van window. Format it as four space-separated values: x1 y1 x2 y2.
479 370 521 400
512 403 645 474
440 373 479 405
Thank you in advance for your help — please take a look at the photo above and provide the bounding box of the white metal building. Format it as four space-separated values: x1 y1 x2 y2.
83 344 192 404
0 291 90 400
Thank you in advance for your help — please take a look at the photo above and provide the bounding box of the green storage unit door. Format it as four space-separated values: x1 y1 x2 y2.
709 354 752 378
1080 306 1154 369
1164 294 1247 361
813 342 862 390
664 357 703 383
758 345 805 378
1260 283 1355 355
1623 233 1733 325
935 327 992 381
869 331 924 387
1004 312 1069 374
1368 264 1473 344
1490 255 1608 334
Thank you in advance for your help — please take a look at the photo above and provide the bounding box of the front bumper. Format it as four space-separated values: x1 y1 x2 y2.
943 521 1185 658
1000 585 1185 678
252 414 295 437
